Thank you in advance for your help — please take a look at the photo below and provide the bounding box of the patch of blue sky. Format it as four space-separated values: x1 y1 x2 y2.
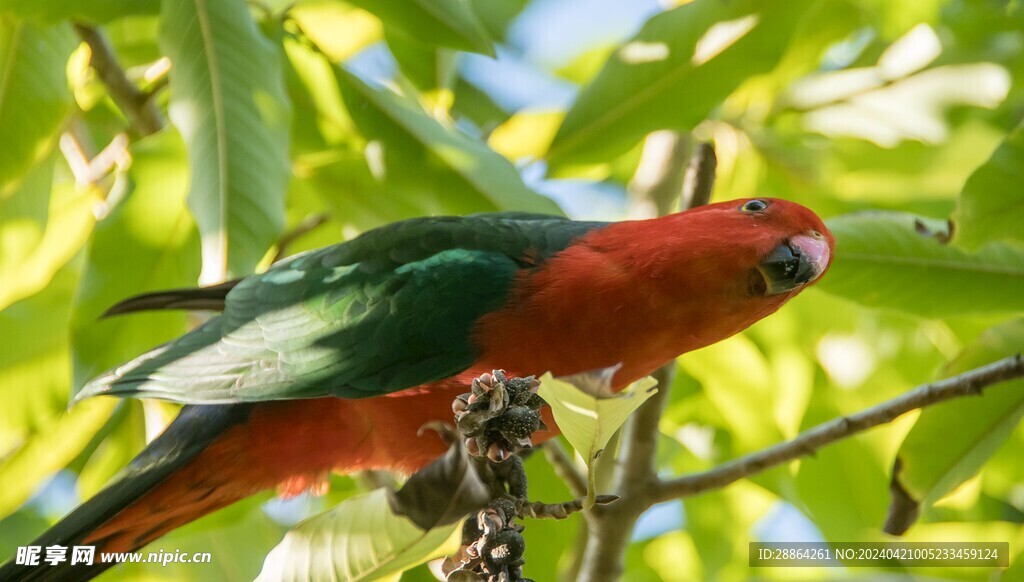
521 161 628 220
25 470 79 520
460 48 578 112
632 500 686 542
752 501 827 543
262 495 327 527
508 0 668 68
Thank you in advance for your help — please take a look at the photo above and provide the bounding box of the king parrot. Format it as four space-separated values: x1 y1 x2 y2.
2 198 833 581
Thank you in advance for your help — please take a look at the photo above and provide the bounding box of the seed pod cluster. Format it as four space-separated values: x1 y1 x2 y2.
443 498 532 582
452 370 546 463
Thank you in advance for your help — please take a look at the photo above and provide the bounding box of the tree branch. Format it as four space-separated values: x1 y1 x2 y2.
654 353 1024 503
74 23 165 137
575 140 716 582
680 142 716 210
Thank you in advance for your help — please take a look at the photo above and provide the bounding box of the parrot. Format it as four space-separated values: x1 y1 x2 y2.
1 197 833 580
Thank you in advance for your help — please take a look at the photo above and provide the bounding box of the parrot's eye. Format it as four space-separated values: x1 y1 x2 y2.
741 199 769 213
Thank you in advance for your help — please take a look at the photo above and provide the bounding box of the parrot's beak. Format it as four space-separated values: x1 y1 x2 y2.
756 232 831 295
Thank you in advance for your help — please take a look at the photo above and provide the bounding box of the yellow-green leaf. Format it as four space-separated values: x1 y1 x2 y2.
538 371 658 507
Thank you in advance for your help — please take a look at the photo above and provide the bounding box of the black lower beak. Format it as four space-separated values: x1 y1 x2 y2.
756 236 829 295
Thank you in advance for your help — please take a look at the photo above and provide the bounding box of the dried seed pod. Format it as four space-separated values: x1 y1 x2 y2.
522 393 546 411
478 507 504 533
487 442 509 463
490 498 517 525
452 394 471 414
495 406 541 441
485 530 526 568
488 384 508 414
514 437 533 452
447 571 485 582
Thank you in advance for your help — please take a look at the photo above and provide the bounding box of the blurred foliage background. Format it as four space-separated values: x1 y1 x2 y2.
0 0 1023 579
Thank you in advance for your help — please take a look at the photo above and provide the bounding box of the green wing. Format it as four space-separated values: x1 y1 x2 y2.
76 213 604 404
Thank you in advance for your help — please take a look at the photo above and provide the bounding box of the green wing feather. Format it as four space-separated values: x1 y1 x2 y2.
76 213 604 404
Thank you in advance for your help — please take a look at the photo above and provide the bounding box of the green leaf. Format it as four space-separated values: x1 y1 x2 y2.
817 211 1024 317
283 37 361 155
257 489 461 581
336 67 562 215
345 0 493 55
69 129 200 395
257 437 485 581
160 0 291 282
469 0 528 42
888 320 1024 532
537 370 658 507
0 154 96 312
386 27 458 96
288 1 382 63
0 0 159 24
0 16 74 197
546 0 811 166
0 260 119 520
953 119 1024 249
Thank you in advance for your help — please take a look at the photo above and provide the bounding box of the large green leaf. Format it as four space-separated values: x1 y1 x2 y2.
258 489 460 582
545 0 811 166
817 212 1024 317
953 119 1024 249
257 436 486 581
0 16 74 198
69 129 200 394
888 319 1024 532
385 27 458 97
283 36 361 155
336 67 562 215
0 260 119 520
0 0 159 24
160 0 291 282
0 155 96 312
469 0 527 42
345 0 492 55
538 371 658 507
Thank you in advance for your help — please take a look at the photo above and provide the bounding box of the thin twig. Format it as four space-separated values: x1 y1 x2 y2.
542 441 587 498
74 23 165 136
654 354 1024 503
271 214 331 263
520 495 618 520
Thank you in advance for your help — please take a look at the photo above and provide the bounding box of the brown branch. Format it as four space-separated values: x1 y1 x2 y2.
520 495 618 520
680 142 716 210
575 140 716 582
74 23 165 137
271 214 331 263
654 354 1024 503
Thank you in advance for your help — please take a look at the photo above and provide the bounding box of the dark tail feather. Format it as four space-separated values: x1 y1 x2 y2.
101 280 240 317
0 405 251 582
